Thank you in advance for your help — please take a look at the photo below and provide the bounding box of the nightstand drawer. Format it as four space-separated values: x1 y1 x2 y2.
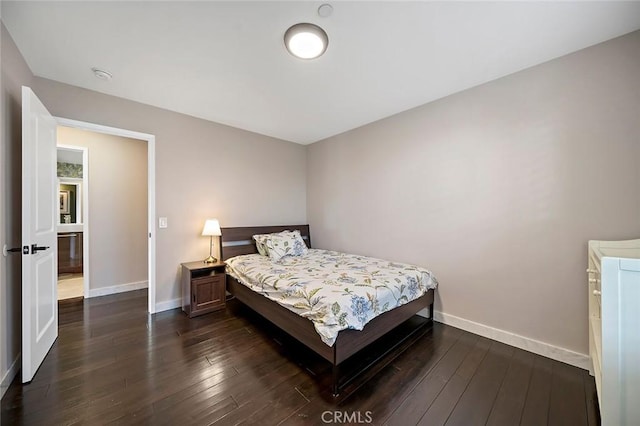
192 273 224 284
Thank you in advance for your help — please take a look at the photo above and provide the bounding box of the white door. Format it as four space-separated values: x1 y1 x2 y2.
21 86 58 383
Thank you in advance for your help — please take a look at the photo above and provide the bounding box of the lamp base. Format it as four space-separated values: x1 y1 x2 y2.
204 255 218 264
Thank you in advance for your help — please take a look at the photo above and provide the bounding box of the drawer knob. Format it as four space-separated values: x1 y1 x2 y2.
593 289 602 296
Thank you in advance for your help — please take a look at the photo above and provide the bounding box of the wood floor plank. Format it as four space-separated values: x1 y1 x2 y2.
520 355 554 426
211 368 311 425
234 378 312 425
0 290 596 426
485 348 535 426
384 331 479 425
416 336 493 426
151 354 288 415
548 360 588 426
443 340 514 426
583 370 600 426
341 324 463 423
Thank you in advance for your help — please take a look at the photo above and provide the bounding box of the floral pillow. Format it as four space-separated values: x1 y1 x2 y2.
253 234 271 256
265 230 309 261
253 230 303 257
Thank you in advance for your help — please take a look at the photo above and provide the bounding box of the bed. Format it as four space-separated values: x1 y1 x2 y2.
221 224 437 396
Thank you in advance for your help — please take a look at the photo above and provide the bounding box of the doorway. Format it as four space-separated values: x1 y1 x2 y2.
56 145 88 301
55 118 157 313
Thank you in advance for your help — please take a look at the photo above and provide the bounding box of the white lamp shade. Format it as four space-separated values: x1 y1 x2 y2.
201 219 221 236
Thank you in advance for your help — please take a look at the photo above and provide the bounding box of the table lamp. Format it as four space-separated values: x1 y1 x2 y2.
202 219 221 263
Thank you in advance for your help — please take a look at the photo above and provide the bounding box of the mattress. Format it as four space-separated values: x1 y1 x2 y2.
225 249 438 346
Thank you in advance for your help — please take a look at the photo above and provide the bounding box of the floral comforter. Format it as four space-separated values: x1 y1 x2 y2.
225 249 438 346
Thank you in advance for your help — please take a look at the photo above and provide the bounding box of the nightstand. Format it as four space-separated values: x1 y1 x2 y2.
181 260 226 317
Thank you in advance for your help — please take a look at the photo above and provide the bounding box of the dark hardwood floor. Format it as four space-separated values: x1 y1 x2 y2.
1 290 599 425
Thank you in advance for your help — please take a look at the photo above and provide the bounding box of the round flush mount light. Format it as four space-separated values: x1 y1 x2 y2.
91 67 112 81
284 23 328 60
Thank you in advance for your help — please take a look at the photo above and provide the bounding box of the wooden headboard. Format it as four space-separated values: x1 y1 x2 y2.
220 225 311 261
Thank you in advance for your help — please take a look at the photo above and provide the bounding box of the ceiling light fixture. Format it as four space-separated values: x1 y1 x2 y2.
91 67 112 81
284 23 328 60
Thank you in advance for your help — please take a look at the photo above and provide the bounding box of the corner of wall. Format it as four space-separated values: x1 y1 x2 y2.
0 353 20 399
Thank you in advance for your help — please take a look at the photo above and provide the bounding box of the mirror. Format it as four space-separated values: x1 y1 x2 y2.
58 179 82 224
57 147 84 226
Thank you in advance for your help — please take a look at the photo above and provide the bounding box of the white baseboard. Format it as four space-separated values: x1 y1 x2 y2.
87 280 148 298
154 298 181 313
1 353 21 399
433 311 589 370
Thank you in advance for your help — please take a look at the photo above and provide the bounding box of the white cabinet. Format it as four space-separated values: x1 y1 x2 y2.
588 239 640 426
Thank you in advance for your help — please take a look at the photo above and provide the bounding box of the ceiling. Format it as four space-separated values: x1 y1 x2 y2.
3 2 640 145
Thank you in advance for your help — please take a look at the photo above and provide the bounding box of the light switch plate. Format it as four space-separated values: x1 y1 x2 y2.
159 217 168 228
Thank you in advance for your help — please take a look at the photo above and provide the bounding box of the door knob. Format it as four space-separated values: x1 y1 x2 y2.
31 244 50 254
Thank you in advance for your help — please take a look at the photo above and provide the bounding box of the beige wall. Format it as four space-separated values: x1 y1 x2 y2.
307 30 640 356
32 78 307 305
0 22 33 395
57 126 148 291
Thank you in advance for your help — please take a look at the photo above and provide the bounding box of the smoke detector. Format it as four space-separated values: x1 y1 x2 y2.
91 67 113 81
318 4 333 18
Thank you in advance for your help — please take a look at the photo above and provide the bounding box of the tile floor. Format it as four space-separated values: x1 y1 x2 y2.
58 273 83 300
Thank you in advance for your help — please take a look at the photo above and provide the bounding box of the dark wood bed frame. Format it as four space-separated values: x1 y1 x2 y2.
221 224 435 396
